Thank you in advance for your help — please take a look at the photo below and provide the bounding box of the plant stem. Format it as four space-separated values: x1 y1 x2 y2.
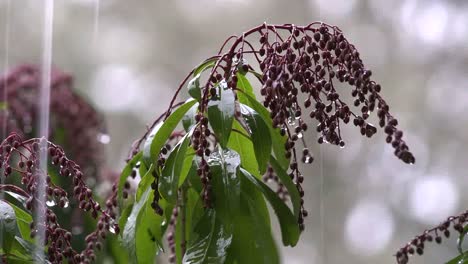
180 186 187 257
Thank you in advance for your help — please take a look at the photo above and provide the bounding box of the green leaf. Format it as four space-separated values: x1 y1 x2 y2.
235 72 256 105
161 131 192 203
208 149 241 224
207 83 235 148
447 252 468 264
122 187 162 263
143 99 197 166
187 75 202 102
136 164 153 202
226 169 279 264
119 203 134 237
0 200 17 254
238 168 300 247
237 91 289 170
178 148 195 188
136 191 165 263
270 156 301 220
193 57 218 76
118 151 142 205
6 202 33 242
239 104 272 174
14 236 50 263
227 121 259 178
183 209 232 264
182 103 199 132
459 225 468 254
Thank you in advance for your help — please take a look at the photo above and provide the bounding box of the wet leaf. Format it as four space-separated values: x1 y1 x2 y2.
226 169 279 264
239 104 272 174
238 168 300 246
270 156 301 220
0 200 17 254
161 131 192 203
143 99 197 166
183 209 232 264
207 82 235 148
118 151 142 205
237 91 289 170
187 75 202 102
208 149 241 224
227 121 259 178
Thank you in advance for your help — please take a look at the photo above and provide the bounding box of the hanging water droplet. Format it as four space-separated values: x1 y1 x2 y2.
46 199 56 207
340 145 345 149
108 224 116 234
61 198 69 208
297 132 303 139
287 117 296 126
304 155 313 164
97 133 110 144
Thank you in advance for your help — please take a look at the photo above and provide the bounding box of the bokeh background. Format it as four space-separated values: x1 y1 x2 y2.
1 0 467 263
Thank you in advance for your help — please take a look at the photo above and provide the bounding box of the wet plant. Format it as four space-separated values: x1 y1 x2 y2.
12 22 468 264
119 22 414 264
0 133 118 263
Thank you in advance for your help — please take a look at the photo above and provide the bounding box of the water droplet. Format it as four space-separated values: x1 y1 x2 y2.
62 198 69 208
46 199 56 207
304 155 313 164
297 132 303 139
97 133 110 144
287 117 296 126
108 225 116 234
340 145 345 149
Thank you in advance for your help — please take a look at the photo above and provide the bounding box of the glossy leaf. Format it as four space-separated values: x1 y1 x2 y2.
237 91 289 169
193 57 218 76
118 151 142 205
226 169 279 264
447 252 468 264
208 149 241 224
207 83 235 148
0 200 17 254
183 209 232 264
182 103 199 132
122 187 161 263
239 104 272 174
178 148 195 188
136 191 165 262
14 237 50 263
161 131 192 203
239 168 300 247
136 164 153 202
7 202 33 242
227 121 259 178
270 156 301 220
187 75 202 101
459 225 468 254
235 72 256 105
143 99 197 166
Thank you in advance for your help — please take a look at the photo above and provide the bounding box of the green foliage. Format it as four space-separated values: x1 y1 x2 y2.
116 68 302 263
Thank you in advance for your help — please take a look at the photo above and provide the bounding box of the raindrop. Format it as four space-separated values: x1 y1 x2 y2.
108 225 116 234
61 198 69 208
46 199 56 207
297 132 303 139
97 133 110 144
304 155 313 164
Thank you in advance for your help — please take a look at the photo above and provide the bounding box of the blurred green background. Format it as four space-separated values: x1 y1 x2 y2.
1 0 468 263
